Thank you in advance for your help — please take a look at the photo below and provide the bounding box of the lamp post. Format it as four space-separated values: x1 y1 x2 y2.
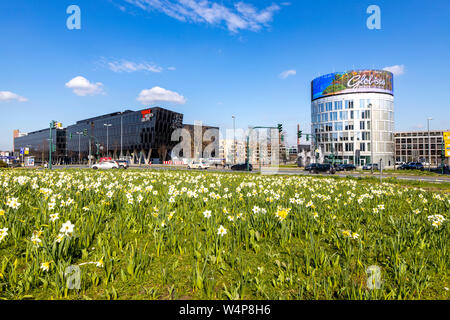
75 132 83 164
104 124 112 157
427 118 433 170
120 115 123 159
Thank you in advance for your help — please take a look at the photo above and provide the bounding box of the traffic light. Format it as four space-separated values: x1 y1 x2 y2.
298 130 303 139
83 129 88 136
306 135 310 142
277 124 283 133
69 133 73 140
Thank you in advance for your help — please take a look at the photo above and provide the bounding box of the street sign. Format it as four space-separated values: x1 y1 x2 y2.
20 148 24 155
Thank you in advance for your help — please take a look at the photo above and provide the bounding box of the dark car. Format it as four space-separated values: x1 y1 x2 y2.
231 163 253 171
7 162 22 168
337 164 356 171
116 159 129 169
410 162 425 171
362 163 379 170
307 163 336 174
399 162 425 171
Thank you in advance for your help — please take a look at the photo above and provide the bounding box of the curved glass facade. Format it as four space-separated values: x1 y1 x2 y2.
311 92 395 166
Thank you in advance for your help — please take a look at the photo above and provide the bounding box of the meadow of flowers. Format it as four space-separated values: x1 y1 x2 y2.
0 169 448 300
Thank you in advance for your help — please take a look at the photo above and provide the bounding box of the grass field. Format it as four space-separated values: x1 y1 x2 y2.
0 169 448 300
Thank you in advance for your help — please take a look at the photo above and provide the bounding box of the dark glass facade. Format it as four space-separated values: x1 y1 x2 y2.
64 107 183 163
14 128 67 164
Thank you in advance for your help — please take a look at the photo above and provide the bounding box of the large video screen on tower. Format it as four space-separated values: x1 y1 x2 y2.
312 70 394 101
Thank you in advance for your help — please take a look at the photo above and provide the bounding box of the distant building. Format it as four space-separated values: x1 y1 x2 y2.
14 127 66 164
182 124 220 159
219 139 246 164
13 106 185 165
395 130 449 166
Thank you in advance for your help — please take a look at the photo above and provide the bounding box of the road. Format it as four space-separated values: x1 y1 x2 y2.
48 164 450 184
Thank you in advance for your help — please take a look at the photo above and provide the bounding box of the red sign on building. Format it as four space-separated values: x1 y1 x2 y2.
141 109 154 122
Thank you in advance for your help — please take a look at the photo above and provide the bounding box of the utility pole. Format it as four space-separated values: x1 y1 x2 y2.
76 131 83 164
104 123 112 157
427 118 433 171
120 115 123 159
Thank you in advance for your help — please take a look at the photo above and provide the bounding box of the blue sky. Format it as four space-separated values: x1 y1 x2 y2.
1 0 449 150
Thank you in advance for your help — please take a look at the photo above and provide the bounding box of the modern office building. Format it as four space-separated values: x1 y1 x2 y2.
311 70 395 166
65 107 183 163
14 127 67 164
394 130 449 166
14 106 185 164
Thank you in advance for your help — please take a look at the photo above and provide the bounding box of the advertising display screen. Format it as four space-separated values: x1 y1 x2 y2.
444 132 450 157
312 70 394 101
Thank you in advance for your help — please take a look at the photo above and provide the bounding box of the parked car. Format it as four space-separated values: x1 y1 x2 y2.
231 163 253 171
400 162 425 171
336 164 356 171
91 160 119 170
307 163 336 174
116 160 129 169
188 160 210 170
362 163 379 170
7 162 22 168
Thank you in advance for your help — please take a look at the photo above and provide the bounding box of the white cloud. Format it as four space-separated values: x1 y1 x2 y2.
279 69 296 79
65 76 104 96
137 86 186 105
107 59 163 73
123 0 281 33
0 91 28 102
383 65 405 76
167 66 176 71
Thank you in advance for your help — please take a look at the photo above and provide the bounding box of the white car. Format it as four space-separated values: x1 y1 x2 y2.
91 160 119 170
188 160 210 170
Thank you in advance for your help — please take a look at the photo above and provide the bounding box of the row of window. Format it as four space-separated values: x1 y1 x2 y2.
312 99 394 114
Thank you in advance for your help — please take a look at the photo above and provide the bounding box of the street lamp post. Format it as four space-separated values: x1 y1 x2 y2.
76 132 83 164
427 118 433 171
120 115 123 159
104 124 112 157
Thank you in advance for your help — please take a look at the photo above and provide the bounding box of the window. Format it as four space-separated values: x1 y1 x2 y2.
334 101 343 110
360 121 365 130
326 102 333 111
319 104 324 112
339 111 348 120
360 143 366 151
345 143 354 152
334 122 343 131
360 99 366 108
331 112 338 121
345 100 354 109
